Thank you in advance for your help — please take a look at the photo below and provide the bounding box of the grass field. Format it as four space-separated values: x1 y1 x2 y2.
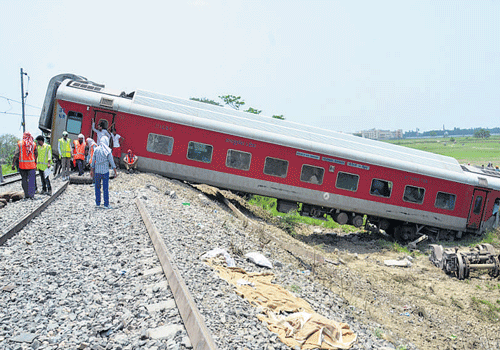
386 135 500 167
1 164 15 177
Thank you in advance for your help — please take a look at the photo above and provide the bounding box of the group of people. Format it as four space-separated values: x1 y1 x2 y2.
56 121 139 177
11 132 53 199
485 163 500 171
12 121 139 207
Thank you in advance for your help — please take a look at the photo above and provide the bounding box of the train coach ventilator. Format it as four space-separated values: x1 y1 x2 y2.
429 244 500 280
204 257 357 349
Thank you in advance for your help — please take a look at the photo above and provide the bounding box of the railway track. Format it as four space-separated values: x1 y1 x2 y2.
0 171 404 349
0 172 41 187
0 174 216 350
0 181 69 246
0 172 21 187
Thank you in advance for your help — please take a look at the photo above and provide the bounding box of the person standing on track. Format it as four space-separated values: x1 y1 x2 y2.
90 136 117 209
86 138 97 185
58 131 72 180
12 131 38 199
35 135 52 195
110 126 124 169
86 138 97 167
72 134 86 176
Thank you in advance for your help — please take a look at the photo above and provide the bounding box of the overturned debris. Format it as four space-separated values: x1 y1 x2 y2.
384 258 412 268
407 234 428 251
429 244 500 280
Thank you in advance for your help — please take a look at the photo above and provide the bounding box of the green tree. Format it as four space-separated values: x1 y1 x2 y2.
190 97 222 106
0 134 19 165
272 115 285 120
244 107 262 114
429 131 437 137
218 95 245 110
474 128 490 139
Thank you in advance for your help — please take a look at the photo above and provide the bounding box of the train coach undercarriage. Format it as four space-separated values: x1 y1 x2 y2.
429 244 500 280
276 198 463 244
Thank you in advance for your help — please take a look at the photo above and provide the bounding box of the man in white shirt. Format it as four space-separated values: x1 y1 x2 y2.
92 119 111 146
110 126 124 168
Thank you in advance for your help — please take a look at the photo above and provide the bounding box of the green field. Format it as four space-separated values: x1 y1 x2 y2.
1 164 16 177
386 135 500 167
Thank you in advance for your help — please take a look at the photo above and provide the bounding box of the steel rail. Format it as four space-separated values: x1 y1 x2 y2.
0 172 20 185
0 173 42 187
2 172 20 179
0 181 69 246
135 198 217 350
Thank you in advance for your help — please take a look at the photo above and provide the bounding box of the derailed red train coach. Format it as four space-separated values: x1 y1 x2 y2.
39 74 500 240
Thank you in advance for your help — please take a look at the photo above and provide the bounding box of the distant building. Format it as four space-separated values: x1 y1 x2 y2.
356 128 403 140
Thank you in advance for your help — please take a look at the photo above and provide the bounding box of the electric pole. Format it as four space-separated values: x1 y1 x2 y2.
20 68 27 133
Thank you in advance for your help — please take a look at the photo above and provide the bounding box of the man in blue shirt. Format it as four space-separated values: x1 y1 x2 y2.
90 136 117 208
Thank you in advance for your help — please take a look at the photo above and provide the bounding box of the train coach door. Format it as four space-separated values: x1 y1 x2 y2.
467 189 488 230
92 110 115 143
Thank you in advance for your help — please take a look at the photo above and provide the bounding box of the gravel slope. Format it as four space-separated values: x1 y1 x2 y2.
1 171 416 349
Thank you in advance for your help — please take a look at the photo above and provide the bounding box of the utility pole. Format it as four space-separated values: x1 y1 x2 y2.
20 68 27 133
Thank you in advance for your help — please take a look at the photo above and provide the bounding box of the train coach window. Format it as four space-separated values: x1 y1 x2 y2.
263 157 288 178
336 172 359 191
473 196 483 214
147 133 174 156
435 192 456 210
370 179 392 198
403 185 425 204
300 165 324 185
66 111 83 134
226 149 251 171
187 141 213 163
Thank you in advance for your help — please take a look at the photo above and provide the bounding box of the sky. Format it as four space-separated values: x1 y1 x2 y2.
1 0 499 139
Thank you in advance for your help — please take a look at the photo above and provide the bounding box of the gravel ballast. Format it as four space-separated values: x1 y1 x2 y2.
1 170 417 350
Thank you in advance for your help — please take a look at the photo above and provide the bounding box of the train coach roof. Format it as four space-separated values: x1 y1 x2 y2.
56 78 473 185
131 89 464 174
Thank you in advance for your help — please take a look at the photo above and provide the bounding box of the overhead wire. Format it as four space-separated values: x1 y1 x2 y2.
1 111 39 117
0 95 41 110
1 72 41 132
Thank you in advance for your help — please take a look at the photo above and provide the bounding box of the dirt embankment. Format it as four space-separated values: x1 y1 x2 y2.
302 228 500 350
216 188 500 350
195 186 500 349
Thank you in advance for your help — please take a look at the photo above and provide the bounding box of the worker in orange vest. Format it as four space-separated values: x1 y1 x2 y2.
72 134 87 176
86 138 97 166
123 149 139 173
12 132 38 199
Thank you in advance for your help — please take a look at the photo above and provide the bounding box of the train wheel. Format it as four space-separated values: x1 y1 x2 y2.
456 252 465 280
394 225 415 241
379 219 390 231
463 255 470 279
489 255 499 278
351 215 364 228
439 229 455 241
335 212 349 225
